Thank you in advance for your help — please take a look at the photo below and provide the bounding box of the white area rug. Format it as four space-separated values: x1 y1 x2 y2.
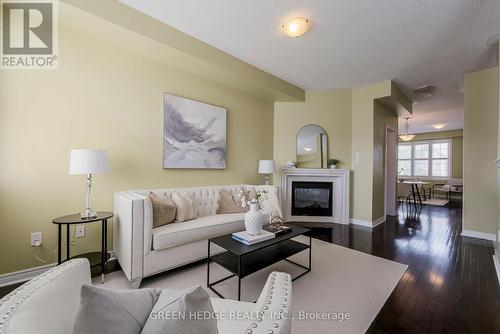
422 198 449 206
97 236 407 334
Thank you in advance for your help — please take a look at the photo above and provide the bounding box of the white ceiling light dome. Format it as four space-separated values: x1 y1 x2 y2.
432 123 447 129
282 17 310 38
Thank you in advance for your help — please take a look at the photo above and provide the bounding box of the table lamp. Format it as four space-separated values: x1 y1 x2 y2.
69 149 111 218
258 160 275 185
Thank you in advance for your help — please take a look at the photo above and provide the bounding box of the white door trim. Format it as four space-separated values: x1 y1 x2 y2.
385 124 398 216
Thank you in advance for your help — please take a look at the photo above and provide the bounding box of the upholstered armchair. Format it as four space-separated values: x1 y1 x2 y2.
432 178 463 199
0 259 292 334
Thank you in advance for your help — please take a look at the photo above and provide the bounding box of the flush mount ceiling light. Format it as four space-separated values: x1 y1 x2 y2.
432 123 447 129
282 17 310 37
303 147 313 152
399 117 415 141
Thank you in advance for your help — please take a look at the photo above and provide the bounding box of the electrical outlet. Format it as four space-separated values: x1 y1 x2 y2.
75 225 85 238
31 232 42 247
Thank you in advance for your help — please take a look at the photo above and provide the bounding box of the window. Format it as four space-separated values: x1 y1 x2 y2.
397 139 451 178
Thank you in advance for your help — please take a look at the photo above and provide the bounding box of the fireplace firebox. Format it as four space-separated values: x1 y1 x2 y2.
291 181 333 217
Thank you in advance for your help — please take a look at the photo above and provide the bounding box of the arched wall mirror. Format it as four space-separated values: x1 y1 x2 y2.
296 124 328 168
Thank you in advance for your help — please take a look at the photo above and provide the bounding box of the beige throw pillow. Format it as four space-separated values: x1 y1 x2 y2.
172 192 196 222
148 192 176 228
217 189 248 214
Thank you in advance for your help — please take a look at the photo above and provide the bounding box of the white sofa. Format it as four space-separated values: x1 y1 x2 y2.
0 259 292 334
114 184 281 288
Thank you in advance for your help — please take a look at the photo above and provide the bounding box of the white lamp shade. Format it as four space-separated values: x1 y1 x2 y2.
258 160 275 174
69 149 111 175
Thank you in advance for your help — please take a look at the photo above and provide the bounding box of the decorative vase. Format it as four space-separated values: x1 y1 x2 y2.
330 164 337 169
244 202 265 235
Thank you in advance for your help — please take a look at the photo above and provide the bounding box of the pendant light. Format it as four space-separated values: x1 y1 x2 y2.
399 117 415 141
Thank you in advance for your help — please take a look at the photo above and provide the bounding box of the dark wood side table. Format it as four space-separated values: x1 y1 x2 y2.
52 212 113 283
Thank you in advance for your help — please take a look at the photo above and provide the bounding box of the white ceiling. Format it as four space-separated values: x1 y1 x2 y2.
119 0 500 134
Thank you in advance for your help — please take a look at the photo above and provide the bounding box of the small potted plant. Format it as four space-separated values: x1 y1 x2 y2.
328 158 340 169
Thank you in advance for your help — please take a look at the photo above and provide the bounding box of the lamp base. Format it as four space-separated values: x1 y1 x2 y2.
81 174 97 219
81 210 98 219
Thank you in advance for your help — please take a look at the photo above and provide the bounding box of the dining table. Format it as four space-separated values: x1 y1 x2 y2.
402 180 430 207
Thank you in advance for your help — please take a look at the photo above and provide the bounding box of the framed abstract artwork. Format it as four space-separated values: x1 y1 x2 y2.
163 93 227 169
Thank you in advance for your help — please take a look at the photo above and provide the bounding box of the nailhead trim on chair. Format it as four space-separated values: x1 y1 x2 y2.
243 271 291 334
0 259 87 334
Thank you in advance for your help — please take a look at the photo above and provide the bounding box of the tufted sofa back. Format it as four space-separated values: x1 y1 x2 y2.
130 185 251 218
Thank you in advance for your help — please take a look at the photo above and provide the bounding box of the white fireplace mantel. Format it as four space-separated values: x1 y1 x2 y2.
280 168 350 224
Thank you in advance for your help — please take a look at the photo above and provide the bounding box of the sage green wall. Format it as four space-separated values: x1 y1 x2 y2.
273 90 353 181
351 81 411 223
351 81 392 222
0 12 274 274
372 101 398 221
399 129 463 179
463 66 498 235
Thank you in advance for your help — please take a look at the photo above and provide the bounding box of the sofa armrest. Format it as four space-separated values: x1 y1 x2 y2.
114 191 149 283
0 259 91 334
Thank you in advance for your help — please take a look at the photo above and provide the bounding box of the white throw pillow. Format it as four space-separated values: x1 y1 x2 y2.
172 192 196 222
141 286 218 334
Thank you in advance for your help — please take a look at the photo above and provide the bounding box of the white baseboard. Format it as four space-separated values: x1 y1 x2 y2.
350 216 385 228
350 218 372 227
109 250 116 261
461 229 496 241
372 216 386 227
0 263 55 287
493 254 500 286
0 250 116 287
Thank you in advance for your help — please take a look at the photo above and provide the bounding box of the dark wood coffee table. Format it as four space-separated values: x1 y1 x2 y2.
207 225 311 301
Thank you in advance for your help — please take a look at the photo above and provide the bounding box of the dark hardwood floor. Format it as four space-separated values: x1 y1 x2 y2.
295 200 500 334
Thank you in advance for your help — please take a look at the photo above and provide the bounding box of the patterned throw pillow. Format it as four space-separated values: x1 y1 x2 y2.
172 192 196 222
256 185 283 219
